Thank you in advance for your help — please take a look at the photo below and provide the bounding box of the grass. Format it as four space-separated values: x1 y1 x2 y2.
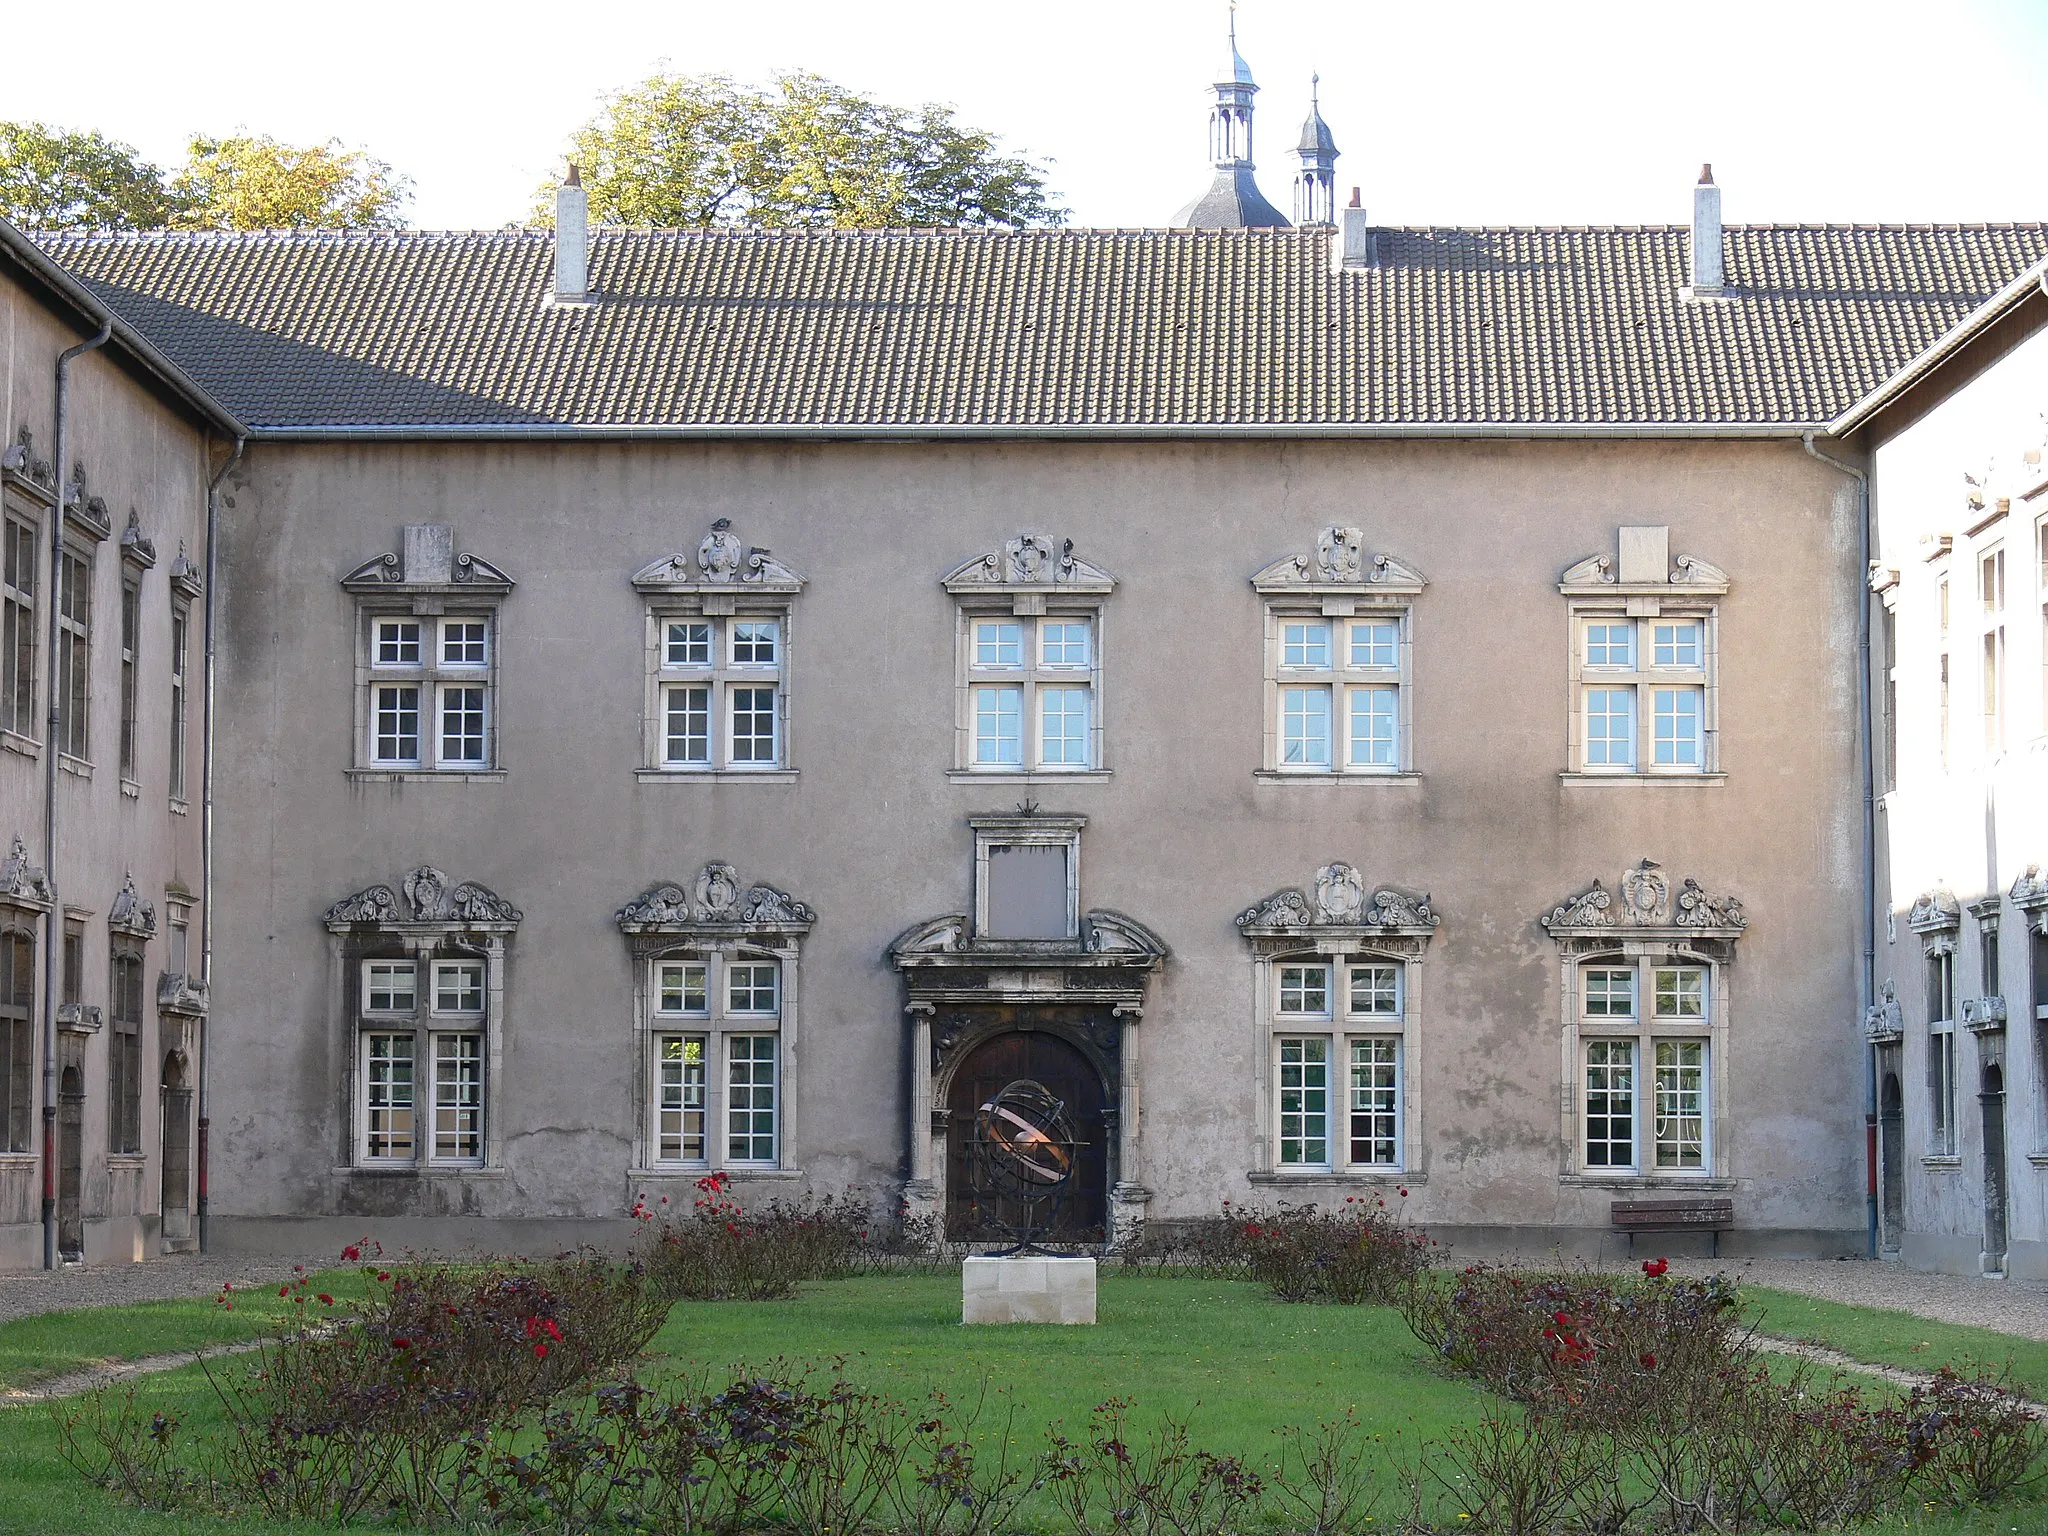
0 1271 2040 1534
1744 1284 2048 1399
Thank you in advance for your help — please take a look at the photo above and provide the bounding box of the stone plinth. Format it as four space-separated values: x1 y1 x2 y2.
961 1255 1097 1324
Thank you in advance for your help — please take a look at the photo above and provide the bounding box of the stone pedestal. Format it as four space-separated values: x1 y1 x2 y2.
962 1255 1097 1324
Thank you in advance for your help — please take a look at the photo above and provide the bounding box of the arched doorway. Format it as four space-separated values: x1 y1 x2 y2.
1981 1061 2008 1274
161 1051 192 1245
58 1064 83 1260
946 1031 1108 1243
1878 1067 1903 1252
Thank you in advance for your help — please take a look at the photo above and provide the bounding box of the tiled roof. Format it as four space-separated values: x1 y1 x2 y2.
37 223 2048 435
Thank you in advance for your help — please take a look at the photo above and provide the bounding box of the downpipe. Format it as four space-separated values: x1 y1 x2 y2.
1803 431 1878 1258
43 320 111 1269
198 434 244 1254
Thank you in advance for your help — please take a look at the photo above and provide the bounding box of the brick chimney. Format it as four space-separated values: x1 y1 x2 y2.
1690 164 1724 296
554 164 589 305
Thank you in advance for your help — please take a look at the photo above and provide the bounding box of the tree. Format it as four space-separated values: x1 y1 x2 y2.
0 121 177 230
539 71 1063 229
169 135 411 230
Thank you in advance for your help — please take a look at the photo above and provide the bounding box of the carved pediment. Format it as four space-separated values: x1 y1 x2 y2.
1962 996 2008 1033
632 519 806 595
1083 910 1169 957
1 427 55 492
63 462 112 542
1559 546 1729 595
1907 888 1961 936
342 524 513 593
1864 980 1903 1043
1250 527 1427 594
1545 859 1745 937
325 867 520 931
2012 865 2048 917
616 862 815 934
942 534 1115 595
157 971 209 1017
1238 862 1440 937
119 509 157 568
169 542 204 602
0 834 53 910
889 914 969 957
107 872 157 938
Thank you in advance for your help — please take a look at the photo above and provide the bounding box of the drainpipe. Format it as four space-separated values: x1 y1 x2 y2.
43 319 112 1269
1803 431 1877 1258
197 434 244 1255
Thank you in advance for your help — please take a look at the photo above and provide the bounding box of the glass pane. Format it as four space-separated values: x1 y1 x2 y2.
1278 964 1331 1016
1278 1037 1329 1166
1040 620 1091 668
658 962 708 1014
432 1033 483 1160
1281 621 1331 669
665 622 711 667
1349 1037 1399 1165
1651 687 1701 767
433 961 484 1014
1583 1039 1635 1168
1584 622 1635 668
726 1035 778 1162
374 685 421 763
1349 620 1398 669
665 685 710 764
727 962 780 1014
1349 965 1400 1015
973 686 1024 765
1653 968 1705 1019
376 619 421 666
732 620 780 665
974 621 1024 668
657 1034 707 1162
1651 620 1700 668
439 686 487 763
729 686 779 764
1039 687 1091 765
364 961 417 1014
365 1033 415 1159
1653 1038 1705 1169
1348 685 1399 767
441 619 487 666
1584 687 1635 767
1583 968 1636 1019
1280 686 1331 766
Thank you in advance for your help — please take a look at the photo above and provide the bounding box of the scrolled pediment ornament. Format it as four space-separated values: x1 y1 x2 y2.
107 872 157 938
942 533 1115 594
325 868 520 931
631 518 806 594
1544 860 1745 937
616 862 815 934
1251 527 1427 594
342 524 513 593
2012 865 2048 934
1238 863 1440 937
1907 888 1961 938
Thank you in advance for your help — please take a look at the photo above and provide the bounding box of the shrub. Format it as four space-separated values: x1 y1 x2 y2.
635 1172 879 1301
1119 1196 1430 1304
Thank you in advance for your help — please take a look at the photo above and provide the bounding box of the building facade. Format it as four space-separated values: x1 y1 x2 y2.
30 191 2046 1265
0 228 239 1268
1842 266 2048 1277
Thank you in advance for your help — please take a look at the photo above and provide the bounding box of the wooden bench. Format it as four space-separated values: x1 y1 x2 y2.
1611 1198 1735 1258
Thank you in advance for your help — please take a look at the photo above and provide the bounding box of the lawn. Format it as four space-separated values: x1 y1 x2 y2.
0 1272 2043 1535
1744 1285 2048 1399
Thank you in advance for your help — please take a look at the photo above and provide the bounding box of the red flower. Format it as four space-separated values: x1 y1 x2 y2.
533 1342 549 1359
1640 1352 1658 1369
1553 1311 1572 1326
392 1337 411 1350
1642 1257 1670 1278
279 1286 290 1297
341 1244 361 1262
317 1294 334 1306
376 1271 391 1282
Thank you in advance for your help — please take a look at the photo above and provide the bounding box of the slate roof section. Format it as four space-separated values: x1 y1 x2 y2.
38 223 2048 436
1174 169 1292 230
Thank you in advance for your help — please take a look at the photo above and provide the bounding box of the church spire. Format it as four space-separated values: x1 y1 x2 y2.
1174 4 1290 228
1293 74 1339 226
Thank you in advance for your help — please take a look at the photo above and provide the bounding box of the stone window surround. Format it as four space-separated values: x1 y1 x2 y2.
342 525 513 783
1558 527 1729 785
615 863 814 1183
324 867 520 1175
942 533 1115 783
1249 526 1426 784
0 834 52 1161
971 814 1084 942
632 519 806 784
1543 859 1744 1188
1910 887 1963 1161
1236 862 1440 1184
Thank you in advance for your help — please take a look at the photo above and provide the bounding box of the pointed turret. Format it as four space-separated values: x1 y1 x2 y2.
1292 75 1339 226
1174 7 1290 228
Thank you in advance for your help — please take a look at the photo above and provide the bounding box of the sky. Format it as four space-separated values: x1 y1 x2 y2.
9 0 2048 231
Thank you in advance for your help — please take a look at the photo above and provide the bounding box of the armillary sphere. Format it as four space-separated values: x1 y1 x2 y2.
969 1078 1083 1255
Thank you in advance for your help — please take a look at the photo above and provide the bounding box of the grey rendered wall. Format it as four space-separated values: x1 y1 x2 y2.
0 267 211 1269
208 435 1866 1256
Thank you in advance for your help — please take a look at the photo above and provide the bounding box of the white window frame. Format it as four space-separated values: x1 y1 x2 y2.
1560 951 1725 1179
1263 608 1414 775
647 612 790 774
357 612 500 772
0 506 38 746
1263 952 1414 1174
349 945 500 1170
639 950 786 1169
360 1030 417 1165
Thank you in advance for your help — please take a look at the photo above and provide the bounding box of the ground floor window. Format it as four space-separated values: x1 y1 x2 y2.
432 1032 483 1161
727 1035 778 1163
1930 1026 1958 1155
1277 1036 1330 1166
1652 1039 1707 1169
1349 1037 1400 1165
656 1034 708 1162
1584 1039 1636 1169
363 1032 416 1161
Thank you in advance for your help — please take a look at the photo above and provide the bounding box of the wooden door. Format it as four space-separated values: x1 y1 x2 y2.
947 1031 1107 1242
58 1064 82 1259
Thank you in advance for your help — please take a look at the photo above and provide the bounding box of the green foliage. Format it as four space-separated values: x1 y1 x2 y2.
540 70 1064 230
0 121 176 231
168 135 410 230
0 122 409 232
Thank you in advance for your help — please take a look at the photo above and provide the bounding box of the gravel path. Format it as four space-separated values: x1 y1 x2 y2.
0 1339 266 1403
0 1254 334 1325
1661 1257 2048 1342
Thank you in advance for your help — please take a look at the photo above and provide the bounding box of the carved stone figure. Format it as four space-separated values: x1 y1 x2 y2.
1314 525 1366 581
1314 862 1366 923
2011 864 2048 911
325 885 401 924
943 535 1113 593
618 864 814 930
1864 979 1903 1042
696 862 741 917
1368 888 1438 928
1236 887 1315 930
1620 859 1669 922
1546 880 1614 928
0 834 52 907
1005 534 1055 583
1674 878 1746 930
698 518 745 580
1238 866 1440 933
108 872 157 937
1908 888 1961 932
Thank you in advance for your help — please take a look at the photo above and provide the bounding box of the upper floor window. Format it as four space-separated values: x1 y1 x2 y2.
342 526 512 777
1251 527 1424 780
2 511 36 742
168 602 190 801
633 520 804 780
1560 528 1726 780
617 861 814 1173
56 544 92 762
943 533 1114 778
325 865 521 1169
1239 861 1440 1176
118 575 141 784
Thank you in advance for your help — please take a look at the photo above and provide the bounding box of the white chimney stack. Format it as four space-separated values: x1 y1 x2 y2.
1334 185 1372 271
554 164 589 305
1690 163 1723 296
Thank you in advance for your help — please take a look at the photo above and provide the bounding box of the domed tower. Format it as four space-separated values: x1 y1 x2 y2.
1293 75 1339 226
1173 10 1290 229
